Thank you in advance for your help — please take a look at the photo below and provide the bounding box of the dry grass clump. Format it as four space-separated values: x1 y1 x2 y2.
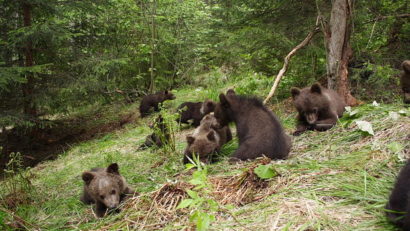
96 182 193 231
210 157 275 206
266 197 371 231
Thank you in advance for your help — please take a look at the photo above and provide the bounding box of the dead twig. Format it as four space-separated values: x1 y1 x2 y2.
264 17 321 104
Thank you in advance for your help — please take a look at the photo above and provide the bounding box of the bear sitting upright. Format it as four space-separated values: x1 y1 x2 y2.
80 163 135 218
385 160 410 230
400 60 410 104
213 89 291 161
139 90 176 117
183 113 232 164
290 83 346 136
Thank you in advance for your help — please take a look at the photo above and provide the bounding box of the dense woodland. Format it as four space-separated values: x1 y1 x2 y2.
0 0 410 230
1 0 409 127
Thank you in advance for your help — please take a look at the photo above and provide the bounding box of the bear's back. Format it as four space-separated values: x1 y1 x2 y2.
322 88 346 117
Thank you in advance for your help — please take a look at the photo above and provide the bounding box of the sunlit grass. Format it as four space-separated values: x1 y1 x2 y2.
1 74 409 230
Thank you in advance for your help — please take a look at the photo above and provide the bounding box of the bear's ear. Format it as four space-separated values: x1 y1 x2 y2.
107 163 120 175
310 83 322 94
219 93 230 108
186 135 195 145
290 87 301 98
226 89 236 95
207 101 215 109
207 130 216 141
82 172 95 185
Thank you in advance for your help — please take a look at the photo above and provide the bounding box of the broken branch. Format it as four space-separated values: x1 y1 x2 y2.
263 19 321 104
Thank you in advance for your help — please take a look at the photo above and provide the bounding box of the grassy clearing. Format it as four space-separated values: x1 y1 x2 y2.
0 74 409 230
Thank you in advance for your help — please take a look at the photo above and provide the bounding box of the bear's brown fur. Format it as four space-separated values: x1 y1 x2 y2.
291 83 346 136
385 160 410 230
177 102 204 127
139 115 170 150
183 113 232 164
200 99 217 115
80 163 135 217
139 91 175 117
214 89 291 161
401 60 410 104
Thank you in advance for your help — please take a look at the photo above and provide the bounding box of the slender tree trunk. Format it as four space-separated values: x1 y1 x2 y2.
22 2 37 116
149 0 156 94
325 0 358 106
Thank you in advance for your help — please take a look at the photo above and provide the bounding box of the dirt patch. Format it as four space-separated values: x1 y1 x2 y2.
0 112 137 174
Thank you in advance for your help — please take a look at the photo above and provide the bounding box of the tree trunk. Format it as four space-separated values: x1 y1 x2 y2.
325 0 358 106
22 2 37 116
148 0 156 94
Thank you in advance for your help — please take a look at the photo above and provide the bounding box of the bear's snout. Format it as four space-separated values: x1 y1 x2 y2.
104 195 120 209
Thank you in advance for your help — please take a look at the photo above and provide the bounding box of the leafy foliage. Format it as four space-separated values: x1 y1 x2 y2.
254 164 278 179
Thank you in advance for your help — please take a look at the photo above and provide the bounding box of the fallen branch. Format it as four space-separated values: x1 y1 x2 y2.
263 19 321 104
366 13 410 23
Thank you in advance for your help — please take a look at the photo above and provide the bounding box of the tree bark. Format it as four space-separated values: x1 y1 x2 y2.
325 0 358 106
148 0 156 94
22 2 37 116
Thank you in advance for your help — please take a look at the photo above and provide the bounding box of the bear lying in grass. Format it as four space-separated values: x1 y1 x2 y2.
139 91 175 117
80 163 135 218
401 60 410 104
183 113 232 164
177 100 217 127
291 83 346 136
386 160 410 230
214 89 291 162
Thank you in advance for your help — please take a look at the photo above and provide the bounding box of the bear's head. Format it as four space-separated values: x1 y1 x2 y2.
291 83 329 125
184 130 219 164
82 163 124 209
164 90 176 100
402 60 410 74
214 89 237 128
200 99 216 115
200 113 219 129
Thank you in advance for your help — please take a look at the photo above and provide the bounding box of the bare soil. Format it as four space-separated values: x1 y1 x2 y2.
0 112 137 174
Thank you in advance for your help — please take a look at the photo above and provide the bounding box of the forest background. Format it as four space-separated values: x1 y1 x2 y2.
0 0 410 230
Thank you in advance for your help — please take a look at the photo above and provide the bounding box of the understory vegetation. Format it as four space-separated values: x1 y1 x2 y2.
1 0 410 230
0 75 409 230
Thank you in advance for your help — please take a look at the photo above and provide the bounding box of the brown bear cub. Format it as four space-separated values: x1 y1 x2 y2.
80 163 135 218
401 60 410 104
214 89 291 161
386 160 410 230
183 113 232 164
139 115 170 150
177 99 217 127
139 90 176 117
200 99 217 115
177 102 204 127
290 83 346 136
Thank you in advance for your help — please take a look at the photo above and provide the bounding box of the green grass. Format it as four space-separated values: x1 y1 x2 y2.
1 75 409 230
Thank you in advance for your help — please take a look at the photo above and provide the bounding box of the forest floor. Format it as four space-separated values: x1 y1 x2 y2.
0 73 409 231
0 103 138 172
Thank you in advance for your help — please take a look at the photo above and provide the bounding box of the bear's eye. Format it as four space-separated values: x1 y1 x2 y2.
100 195 105 200
111 190 116 195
